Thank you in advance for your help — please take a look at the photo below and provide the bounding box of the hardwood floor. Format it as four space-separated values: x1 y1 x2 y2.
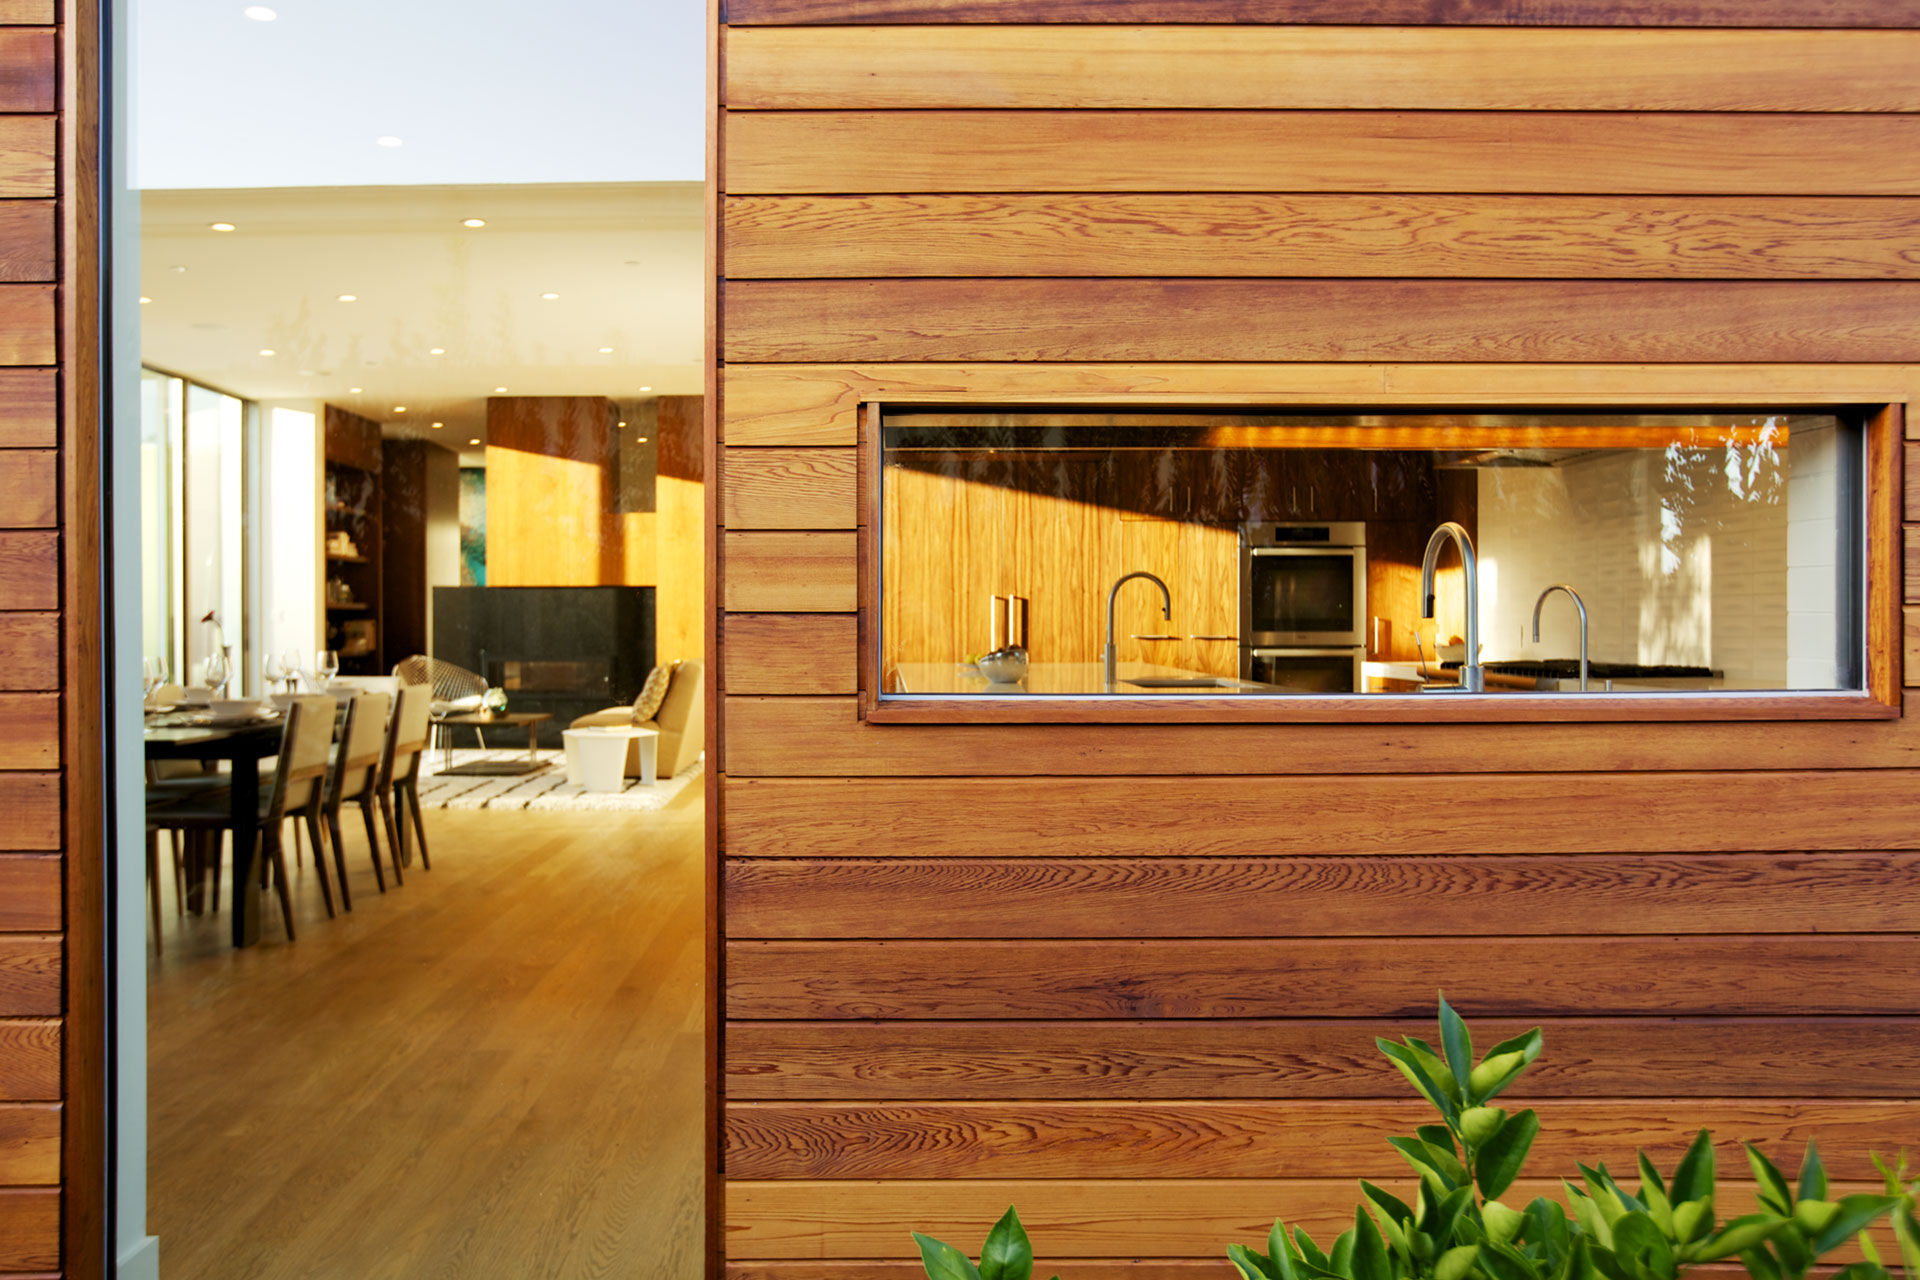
146 787 706 1279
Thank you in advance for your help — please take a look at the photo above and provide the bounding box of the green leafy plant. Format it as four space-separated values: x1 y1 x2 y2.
914 1205 1058 1280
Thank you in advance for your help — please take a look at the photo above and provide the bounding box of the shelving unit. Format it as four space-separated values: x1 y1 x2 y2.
323 406 386 675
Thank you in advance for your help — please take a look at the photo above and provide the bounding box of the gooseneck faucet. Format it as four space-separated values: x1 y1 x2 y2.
1532 583 1590 692
1105 571 1172 687
1420 522 1483 693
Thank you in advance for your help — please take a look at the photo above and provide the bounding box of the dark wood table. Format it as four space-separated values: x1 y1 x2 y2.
435 710 553 776
145 716 284 948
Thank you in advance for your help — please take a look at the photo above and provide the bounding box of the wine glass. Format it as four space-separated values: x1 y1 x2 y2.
263 652 286 695
315 649 340 688
142 656 167 708
282 650 303 693
202 647 231 698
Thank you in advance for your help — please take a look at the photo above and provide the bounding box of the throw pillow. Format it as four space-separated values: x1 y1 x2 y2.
630 662 673 723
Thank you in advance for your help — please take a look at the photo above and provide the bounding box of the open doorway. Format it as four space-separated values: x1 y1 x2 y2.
120 4 707 1274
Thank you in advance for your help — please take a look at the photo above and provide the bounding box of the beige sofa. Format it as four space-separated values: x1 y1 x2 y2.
567 661 704 779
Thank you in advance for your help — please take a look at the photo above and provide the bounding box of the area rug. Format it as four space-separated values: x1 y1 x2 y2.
415 750 702 812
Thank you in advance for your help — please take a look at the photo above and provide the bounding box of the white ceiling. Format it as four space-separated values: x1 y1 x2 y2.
135 0 705 189
139 182 705 448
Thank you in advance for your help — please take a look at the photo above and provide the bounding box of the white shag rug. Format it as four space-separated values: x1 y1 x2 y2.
416 750 703 812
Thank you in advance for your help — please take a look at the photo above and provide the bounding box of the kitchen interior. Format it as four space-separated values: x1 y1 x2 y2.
879 409 1860 698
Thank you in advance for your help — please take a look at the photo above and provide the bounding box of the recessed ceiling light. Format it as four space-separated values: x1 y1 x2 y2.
337 294 356 302
637 437 648 443
139 296 151 305
349 386 362 393
616 420 627 428
210 222 236 232
258 348 275 356
639 385 652 392
462 218 486 228
393 406 407 413
494 386 507 393
468 438 481 446
540 292 559 301
598 346 613 354
171 265 187 273
243 5 276 19
431 422 443 429
377 136 404 148
429 347 445 355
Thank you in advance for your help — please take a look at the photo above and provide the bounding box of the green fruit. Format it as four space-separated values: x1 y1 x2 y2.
1469 1052 1526 1097
1482 1201 1523 1246
1793 1200 1840 1234
1436 1245 1480 1280
1460 1107 1506 1147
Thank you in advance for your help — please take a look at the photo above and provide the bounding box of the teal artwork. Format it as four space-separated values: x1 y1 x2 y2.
459 467 486 586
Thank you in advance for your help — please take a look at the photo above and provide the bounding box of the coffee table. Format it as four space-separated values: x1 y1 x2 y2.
435 710 554 776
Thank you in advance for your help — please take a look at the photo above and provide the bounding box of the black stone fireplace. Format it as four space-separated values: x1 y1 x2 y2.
432 586 656 736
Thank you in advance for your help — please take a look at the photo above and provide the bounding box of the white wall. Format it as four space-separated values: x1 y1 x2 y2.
259 401 323 677
1475 440 1828 690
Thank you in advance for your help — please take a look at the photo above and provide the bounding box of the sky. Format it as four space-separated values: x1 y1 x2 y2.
135 0 706 189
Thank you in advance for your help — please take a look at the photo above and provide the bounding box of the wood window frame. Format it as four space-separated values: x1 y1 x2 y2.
858 398 1903 726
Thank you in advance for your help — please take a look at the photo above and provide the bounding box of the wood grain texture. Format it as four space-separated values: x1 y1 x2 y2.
726 1016 1920 1100
0 1021 52 1103
724 1099 1920 1181
722 0 1920 25
726 194 1920 281
0 369 52 448
725 936 1920 1019
0 283 50 365
722 695 1920 776
0 202 52 283
0 532 54 612
725 27 1920 112
724 616 858 695
726 112 1920 196
0 450 51 527
724 532 857 611
0 858 54 932
0 0 51 19
1907 607 1920 684
0 938 57 1017
484 396 622 587
0 774 53 850
725 1178 1882 1259
0 1103 55 1184
0 615 50 689
722 449 857 530
0 1187 55 1270
0 29 50 112
725 854 1920 939
724 279 1920 365
721 771 1920 858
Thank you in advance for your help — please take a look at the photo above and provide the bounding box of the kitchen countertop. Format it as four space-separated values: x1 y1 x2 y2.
892 660 1276 696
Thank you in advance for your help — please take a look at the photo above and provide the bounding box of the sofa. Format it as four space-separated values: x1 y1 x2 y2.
566 660 704 780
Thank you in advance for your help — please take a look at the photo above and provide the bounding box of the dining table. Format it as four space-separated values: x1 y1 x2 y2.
144 712 285 948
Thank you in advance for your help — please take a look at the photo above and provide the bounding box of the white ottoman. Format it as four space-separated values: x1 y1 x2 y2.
562 726 659 792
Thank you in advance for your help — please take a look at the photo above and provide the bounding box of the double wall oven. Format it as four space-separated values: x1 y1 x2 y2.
1239 521 1367 693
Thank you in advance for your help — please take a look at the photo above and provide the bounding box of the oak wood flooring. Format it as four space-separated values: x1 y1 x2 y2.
146 792 705 1280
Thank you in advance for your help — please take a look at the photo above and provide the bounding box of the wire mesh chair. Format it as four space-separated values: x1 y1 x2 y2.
391 654 490 759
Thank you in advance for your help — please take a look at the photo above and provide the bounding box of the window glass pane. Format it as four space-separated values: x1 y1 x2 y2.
878 410 1862 699
138 369 181 678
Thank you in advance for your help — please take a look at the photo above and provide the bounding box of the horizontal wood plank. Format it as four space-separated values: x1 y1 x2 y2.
0 695 52 770
0 450 51 528
726 1016 1920 1100
725 1178 1881 1259
0 1020 54 1101
0 202 52 283
725 616 859 695
1907 607 1920 683
0 857 55 932
726 936 1920 1019
725 853 1920 939
725 1099 1920 1181
0 936 57 1019
0 0 52 20
0 614 53 689
0 284 54 365
723 363 1920 448
723 0 1920 25
725 27 1920 112
721 771 1920 858
725 532 857 611
722 695 1920 775
724 279 1920 365
0 369 53 448
0 775 54 851
723 448 858 529
726 195 1920 281
0 30 51 112
0 531 56 610
726 112 1920 196
0 117 51 201
0 1187 55 1270
0 1103 56 1184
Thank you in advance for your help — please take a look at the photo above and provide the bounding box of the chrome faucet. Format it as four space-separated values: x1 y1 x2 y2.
1420 522 1483 693
1104 571 1172 687
1531 583 1590 692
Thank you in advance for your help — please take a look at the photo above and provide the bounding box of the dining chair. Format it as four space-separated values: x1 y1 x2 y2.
320 691 394 910
378 681 433 874
155 695 336 940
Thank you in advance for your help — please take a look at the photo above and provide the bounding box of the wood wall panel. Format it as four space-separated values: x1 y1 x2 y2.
0 284 55 365
725 27 1920 112
724 533 857 612
0 31 50 113
0 1022 53 1104
0 1188 54 1271
726 112 1920 196
0 117 58 199
725 280 1920 365
0 939 57 1017
0 775 53 851
0 370 52 449
0 532 54 609
0 859 54 932
724 0 1920 25
0 1105 56 1185
726 1017 1920 1101
484 396 617 587
724 1100 1920 1181
725 854 1920 939
0 203 51 284
722 772 1920 859
726 195 1920 281
722 448 857 529
0 452 52 527
0 1 51 20
724 616 858 694
726 936 1920 1020
0 616 52 690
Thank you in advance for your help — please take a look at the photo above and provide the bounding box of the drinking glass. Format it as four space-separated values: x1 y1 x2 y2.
283 650 304 693
263 652 286 694
142 656 167 706
202 647 231 698
315 649 340 687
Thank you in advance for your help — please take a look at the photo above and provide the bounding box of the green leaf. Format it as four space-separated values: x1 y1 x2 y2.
1740 1245 1784 1280
914 1233 984 1280
1330 1227 1357 1278
1523 1197 1572 1263
1428 1186 1475 1245
1811 1195 1901 1257
1798 1143 1829 1205
1479 1239 1544 1280
1747 1145 1795 1218
1392 1136 1469 1191
1352 1206 1395 1280
1419 1126 1460 1159
1435 1244 1480 1280
979 1206 1032 1280
1566 1186 1614 1251
1470 1029 1545 1104
1670 1131 1715 1208
1377 1040 1462 1123
1439 992 1474 1098
1692 1214 1789 1262
1611 1211 1676 1280
1827 1263 1890 1280
1295 1227 1330 1272
1230 1244 1278 1280
1477 1109 1541 1200
1637 1153 1674 1236
1270 1221 1300 1280
1362 1183 1415 1258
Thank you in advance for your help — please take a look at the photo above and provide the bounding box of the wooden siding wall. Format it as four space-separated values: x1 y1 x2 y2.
712 4 1920 1277
0 0 93 1275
